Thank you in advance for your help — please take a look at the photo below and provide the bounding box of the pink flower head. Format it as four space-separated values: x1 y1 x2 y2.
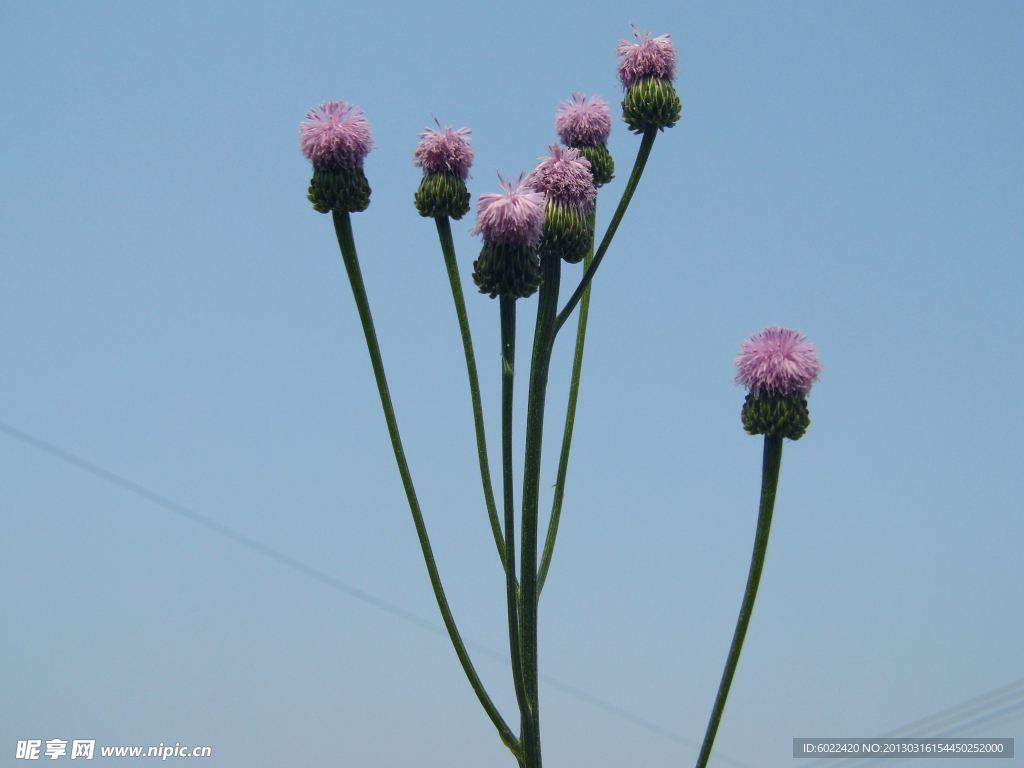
616 24 677 89
735 326 822 396
414 118 474 180
527 144 596 214
471 171 545 248
555 93 613 147
299 101 374 172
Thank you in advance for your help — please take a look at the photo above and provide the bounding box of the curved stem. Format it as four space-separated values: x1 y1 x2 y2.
554 127 657 337
520 252 562 768
331 210 519 757
694 434 784 768
500 295 535 759
434 216 507 573
537 214 595 597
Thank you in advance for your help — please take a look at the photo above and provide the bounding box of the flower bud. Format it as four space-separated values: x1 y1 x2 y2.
470 172 546 299
308 167 371 214
413 120 474 220
555 94 615 187
621 76 682 134
741 391 811 441
538 201 592 265
527 145 596 264
616 26 681 134
414 172 471 219
572 143 615 187
299 101 374 213
735 326 823 441
472 242 543 299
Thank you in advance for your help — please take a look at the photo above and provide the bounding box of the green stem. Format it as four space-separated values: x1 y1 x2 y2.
537 213 595 597
500 295 535 761
554 127 658 337
434 216 507 573
331 210 519 759
694 434 784 768
538 129 661 594
520 252 562 768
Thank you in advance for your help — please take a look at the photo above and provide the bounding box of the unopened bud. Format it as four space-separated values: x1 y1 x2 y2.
472 242 543 299
308 167 372 214
571 143 615 187
621 76 681 134
741 391 811 440
299 101 374 213
538 201 592 264
414 172 471 219
734 326 823 441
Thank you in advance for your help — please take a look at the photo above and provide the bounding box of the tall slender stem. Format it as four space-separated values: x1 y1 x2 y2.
331 210 519 758
537 213 595 596
694 434 784 768
434 216 507 573
554 127 657 337
500 295 534 764
520 252 562 768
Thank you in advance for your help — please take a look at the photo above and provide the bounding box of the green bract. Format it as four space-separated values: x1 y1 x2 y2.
472 242 543 299
741 391 811 441
414 172 472 220
621 76 682 134
538 202 592 264
308 167 371 213
572 143 615 187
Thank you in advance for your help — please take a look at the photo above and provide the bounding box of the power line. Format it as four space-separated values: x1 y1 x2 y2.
935 697 1024 737
801 677 1024 768
0 420 752 768
885 677 1024 738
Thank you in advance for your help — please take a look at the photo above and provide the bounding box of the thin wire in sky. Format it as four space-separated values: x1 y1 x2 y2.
800 677 1024 768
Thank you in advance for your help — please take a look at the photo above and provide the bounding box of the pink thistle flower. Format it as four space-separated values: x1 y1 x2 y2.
527 144 596 214
616 24 677 89
471 172 545 248
735 326 822 396
414 118 474 180
555 93 613 147
299 101 374 172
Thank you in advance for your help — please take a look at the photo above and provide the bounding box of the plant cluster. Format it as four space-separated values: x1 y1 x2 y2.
299 25 821 768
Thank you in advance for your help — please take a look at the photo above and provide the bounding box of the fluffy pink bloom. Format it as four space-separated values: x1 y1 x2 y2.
414 118 474 180
527 145 596 214
471 172 545 247
555 93 613 147
299 101 373 172
616 24 677 89
735 326 822 396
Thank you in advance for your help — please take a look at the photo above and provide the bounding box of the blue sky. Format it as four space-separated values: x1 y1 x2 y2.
1 2 1022 766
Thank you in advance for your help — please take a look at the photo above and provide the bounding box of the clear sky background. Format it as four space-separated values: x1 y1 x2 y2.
1 2 1022 766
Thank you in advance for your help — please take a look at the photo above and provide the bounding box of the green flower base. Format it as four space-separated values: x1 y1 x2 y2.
308 167 371 213
539 202 593 265
741 391 811 440
622 77 681 134
472 242 543 299
414 172 471 220
571 143 615 187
